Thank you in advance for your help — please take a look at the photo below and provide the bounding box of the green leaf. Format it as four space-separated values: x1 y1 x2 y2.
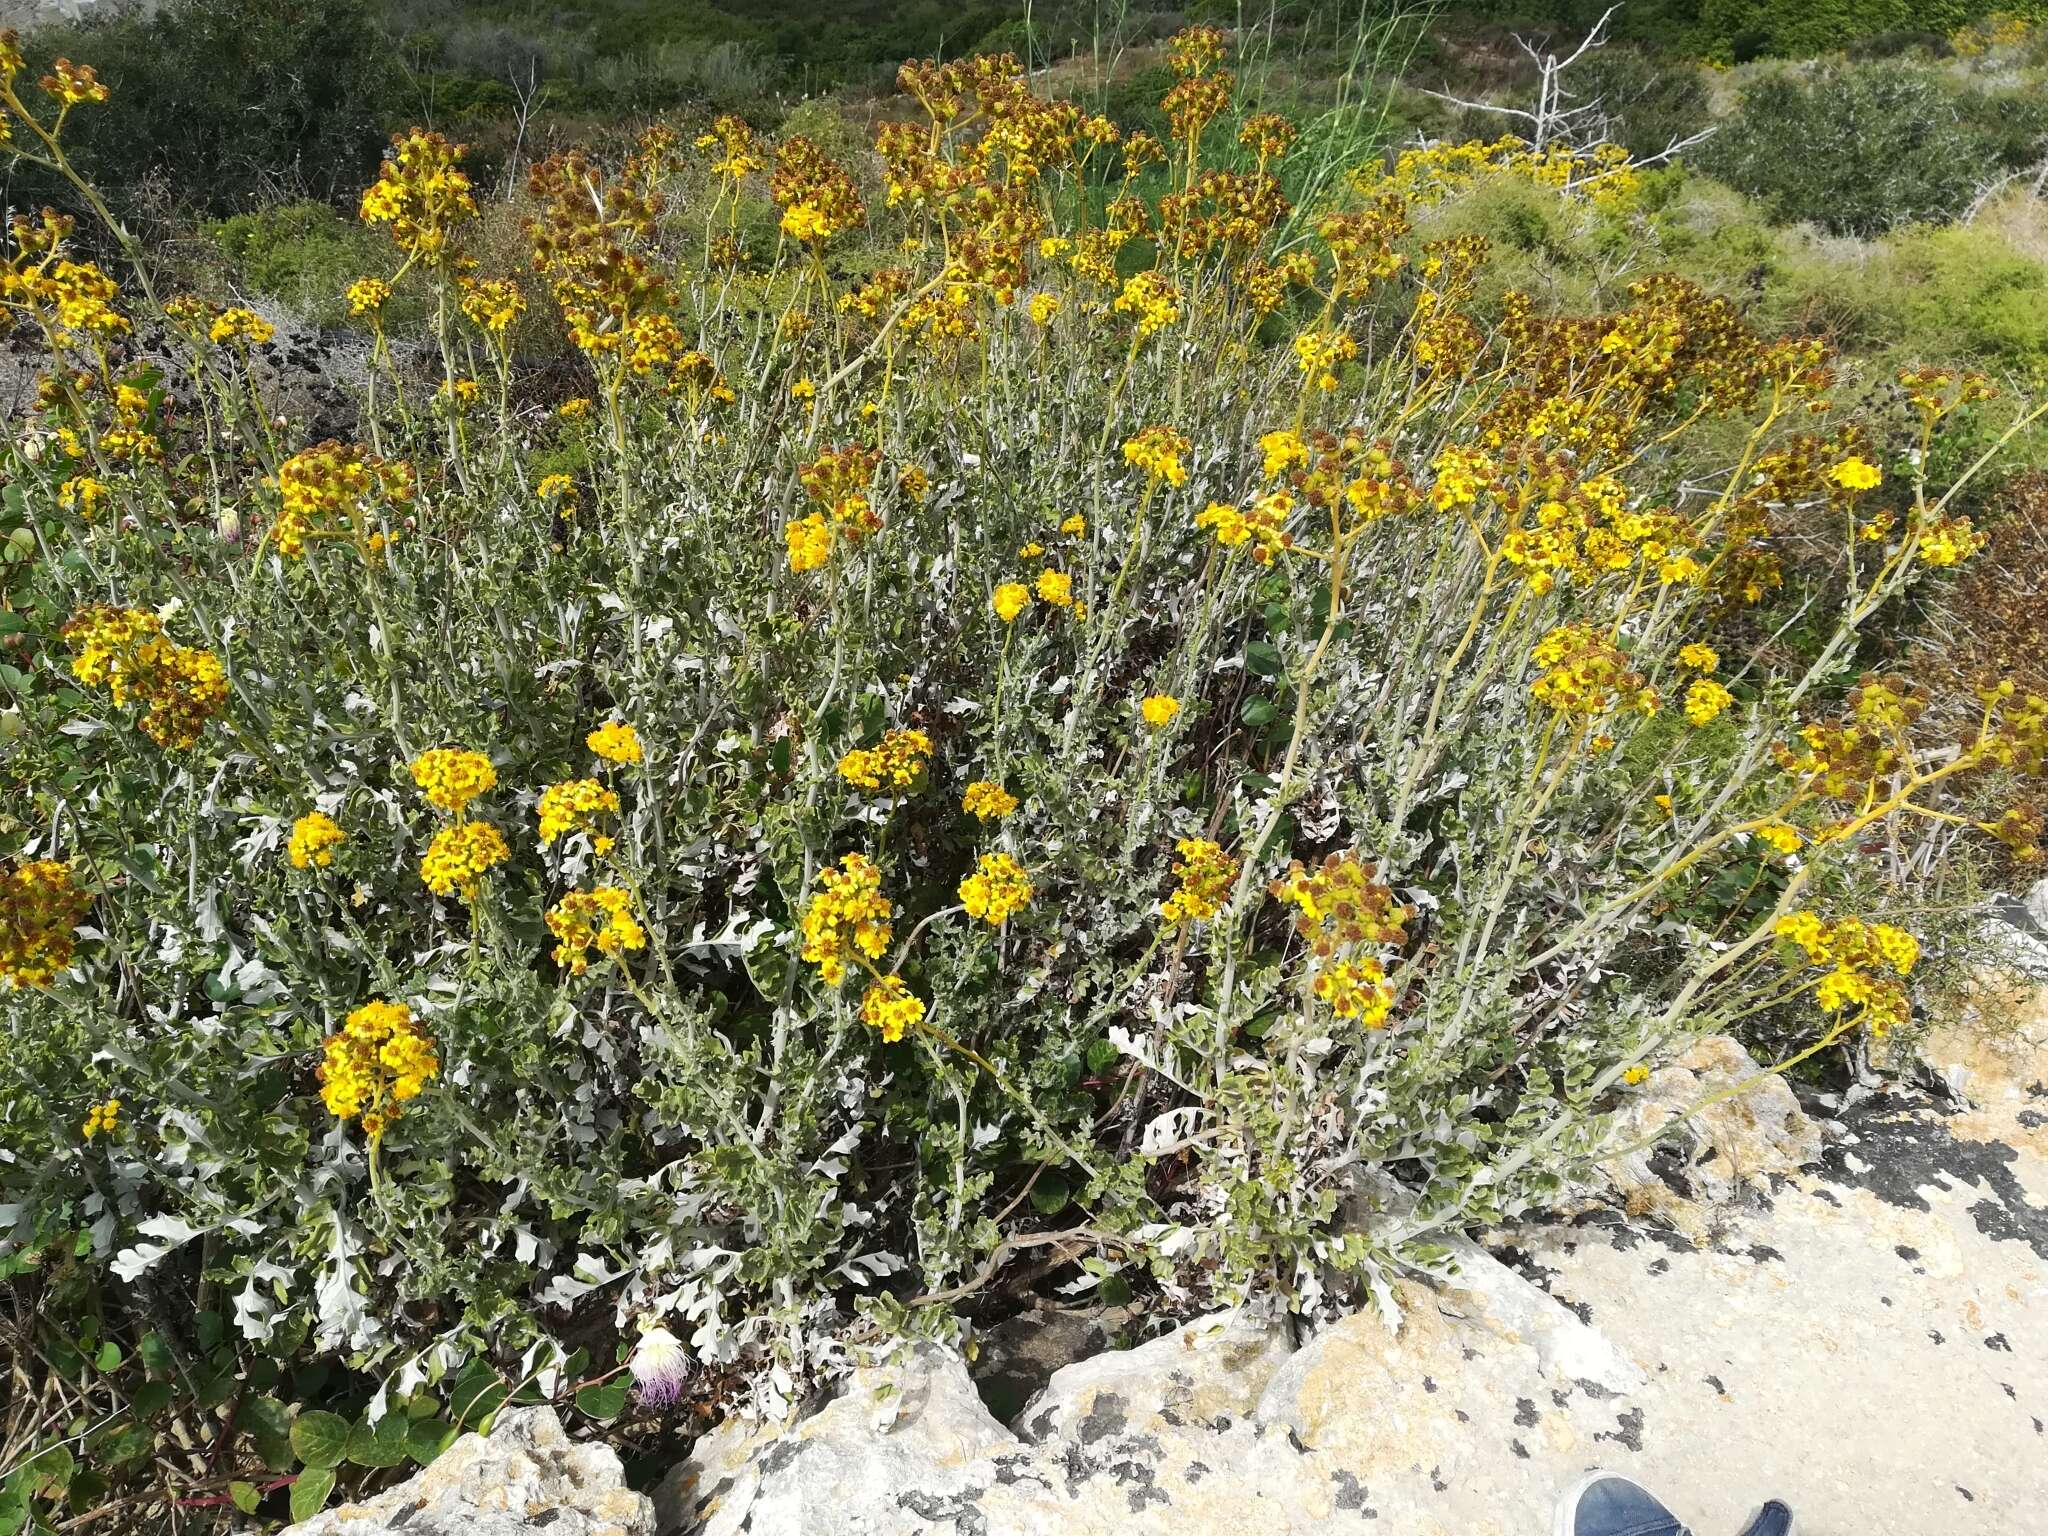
1244 639 1285 678
574 1382 630 1422
1084 1039 1118 1075
93 1342 122 1372
22 1446 73 1495
405 1418 455 1466
136 1332 174 1376
289 1467 335 1524
1097 1273 1134 1306
66 1471 107 1516
1028 1169 1072 1215
1240 696 1277 727
290 1410 349 1470
229 1482 261 1516
243 1396 293 1471
345 1415 406 1469
130 1382 173 1419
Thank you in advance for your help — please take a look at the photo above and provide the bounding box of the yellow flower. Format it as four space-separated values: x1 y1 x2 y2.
801 853 894 986
1259 429 1308 478
1831 457 1881 492
962 781 1019 820
289 812 346 870
1312 956 1392 1026
420 820 510 899
1035 569 1073 608
1140 694 1180 728
959 852 1033 926
81 1097 122 1139
1060 514 1086 536
537 778 621 847
992 582 1031 622
0 860 91 989
1122 425 1190 487
790 377 816 401
1161 838 1237 923
545 886 647 975
1018 541 1044 558
1028 293 1060 325
1621 1065 1649 1086
860 974 925 1042
319 999 439 1136
410 747 497 815
60 605 226 750
1757 823 1803 855
837 728 932 792
1683 678 1733 727
787 512 833 572
347 277 391 316
209 307 275 347
588 720 643 765
1677 643 1719 673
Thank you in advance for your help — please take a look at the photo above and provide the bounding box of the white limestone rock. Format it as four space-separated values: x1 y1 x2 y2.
284 1407 652 1536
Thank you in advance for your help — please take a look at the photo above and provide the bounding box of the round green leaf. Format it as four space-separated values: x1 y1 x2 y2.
290 1410 349 1470
229 1482 261 1516
574 1382 630 1422
289 1467 335 1524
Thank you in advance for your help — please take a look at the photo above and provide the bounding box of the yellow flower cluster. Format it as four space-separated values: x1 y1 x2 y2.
1260 430 1310 478
1035 569 1073 608
319 999 439 1139
61 605 227 750
537 778 620 852
458 276 526 335
1529 624 1658 720
1122 425 1190 487
420 820 511 899
838 728 932 792
1195 493 1291 564
860 973 926 1042
1314 956 1393 1026
0 859 90 989
587 719 643 765
1830 456 1881 492
81 1097 121 1139
208 307 275 347
1161 838 1238 923
787 513 834 572
962 780 1019 819
992 581 1031 621
800 853 893 985
358 128 477 268
1678 643 1719 673
537 473 578 515
1365 133 1640 213
347 277 391 316
545 886 647 975
1113 270 1181 337
1293 327 1358 391
272 440 415 559
1683 679 1734 727
289 811 346 870
1269 852 1409 956
1140 694 1180 728
1773 913 1920 1035
959 852 1033 926
411 747 497 814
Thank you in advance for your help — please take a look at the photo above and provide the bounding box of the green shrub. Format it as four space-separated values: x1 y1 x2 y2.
1 31 2040 1531
1698 60 2001 235
210 204 395 327
16 0 402 222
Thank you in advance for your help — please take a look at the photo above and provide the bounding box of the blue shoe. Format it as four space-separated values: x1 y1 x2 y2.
1553 1472 1690 1536
1736 1501 1793 1536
